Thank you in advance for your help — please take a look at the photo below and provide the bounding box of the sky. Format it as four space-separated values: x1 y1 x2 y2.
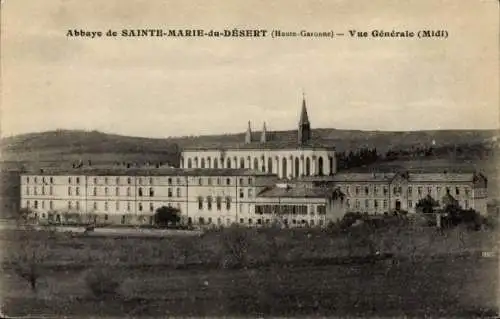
1 0 498 138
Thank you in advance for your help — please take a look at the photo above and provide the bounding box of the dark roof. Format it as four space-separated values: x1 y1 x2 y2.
22 167 277 177
257 186 330 198
300 173 396 183
182 139 335 151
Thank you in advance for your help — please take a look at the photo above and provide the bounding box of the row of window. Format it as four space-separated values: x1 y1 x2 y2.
198 196 231 211
26 200 181 212
194 216 326 226
255 204 327 215
344 185 471 197
345 199 470 210
26 176 256 187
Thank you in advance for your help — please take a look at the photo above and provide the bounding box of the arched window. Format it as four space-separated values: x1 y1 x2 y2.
226 158 231 168
214 159 219 169
253 158 259 170
306 157 311 176
207 196 213 211
194 157 199 168
268 158 273 173
240 157 245 169
282 158 287 179
318 157 324 176
294 157 300 178
201 158 206 168
187 158 192 168
329 156 334 175
207 157 211 168
149 187 154 197
138 187 143 197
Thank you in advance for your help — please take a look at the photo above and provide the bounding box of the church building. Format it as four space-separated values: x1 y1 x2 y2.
180 97 337 179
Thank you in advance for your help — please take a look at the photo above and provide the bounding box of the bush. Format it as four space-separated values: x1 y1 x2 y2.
84 268 121 298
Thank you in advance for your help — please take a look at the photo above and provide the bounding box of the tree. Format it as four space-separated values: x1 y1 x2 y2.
415 195 439 215
154 206 181 228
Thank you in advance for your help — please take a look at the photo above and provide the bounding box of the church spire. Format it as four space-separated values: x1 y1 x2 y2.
299 92 310 126
298 93 311 145
245 121 252 144
260 122 267 143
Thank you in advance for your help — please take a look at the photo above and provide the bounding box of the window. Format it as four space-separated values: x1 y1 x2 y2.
104 187 108 195
317 205 326 215
67 201 71 209
198 197 203 210
355 200 360 209
76 177 80 184
198 178 203 186
408 200 413 208
138 178 143 185
76 187 80 196
455 187 460 195
138 203 143 211
150 203 154 212
216 196 222 210
127 187 131 196
355 186 360 195
383 187 388 195
226 178 231 185
427 187 432 194
41 201 45 209
248 177 253 185
373 186 378 196
374 200 378 209
239 189 244 198
226 197 231 210
93 202 98 210
383 200 388 208
199 217 205 225
364 186 369 195
464 200 469 209
207 196 213 211
168 178 172 185
68 177 72 184
104 177 108 184
176 178 181 184
26 187 30 195
248 218 253 225
93 187 97 196
41 186 45 195
168 188 172 197
116 177 120 185
464 187 470 197
346 199 350 208
127 202 131 211
248 189 253 198
116 201 120 211
68 187 72 196
34 187 38 195
116 187 119 196
93 178 98 184
121 215 125 224
407 186 412 195
127 177 131 185
365 199 369 208
104 202 109 211
239 178 244 186
149 178 153 185
149 187 154 197
34 177 38 183
26 177 30 184
207 217 212 224
49 201 53 209
176 188 181 197
49 186 53 195
138 188 143 197
104 214 108 221
417 187 423 196
437 187 442 195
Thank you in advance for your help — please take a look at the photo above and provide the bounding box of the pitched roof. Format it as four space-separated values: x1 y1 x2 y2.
22 167 277 177
407 173 478 183
257 186 330 198
300 173 396 183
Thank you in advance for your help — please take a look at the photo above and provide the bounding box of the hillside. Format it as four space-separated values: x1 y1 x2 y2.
0 128 497 170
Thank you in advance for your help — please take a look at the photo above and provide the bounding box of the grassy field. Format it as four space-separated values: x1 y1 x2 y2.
1 223 498 317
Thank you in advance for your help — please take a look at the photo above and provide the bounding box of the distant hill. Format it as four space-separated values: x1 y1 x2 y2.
0 128 497 170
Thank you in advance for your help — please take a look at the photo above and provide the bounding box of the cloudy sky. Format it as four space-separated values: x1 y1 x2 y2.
1 0 498 138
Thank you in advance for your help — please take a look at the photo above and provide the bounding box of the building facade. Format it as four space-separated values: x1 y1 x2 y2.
20 168 279 226
299 171 489 215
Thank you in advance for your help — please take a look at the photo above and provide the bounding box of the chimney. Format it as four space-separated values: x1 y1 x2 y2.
260 122 267 143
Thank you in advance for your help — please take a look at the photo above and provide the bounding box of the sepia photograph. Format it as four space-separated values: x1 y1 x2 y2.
1 0 499 317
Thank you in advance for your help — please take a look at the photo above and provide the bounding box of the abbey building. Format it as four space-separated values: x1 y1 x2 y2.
180 97 337 179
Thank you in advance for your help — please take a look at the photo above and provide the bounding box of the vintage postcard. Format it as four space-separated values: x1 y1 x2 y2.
0 0 499 317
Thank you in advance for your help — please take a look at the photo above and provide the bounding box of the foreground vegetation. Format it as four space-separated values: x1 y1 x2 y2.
1 218 498 317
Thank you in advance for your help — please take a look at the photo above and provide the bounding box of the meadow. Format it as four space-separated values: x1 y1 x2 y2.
1 222 498 317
